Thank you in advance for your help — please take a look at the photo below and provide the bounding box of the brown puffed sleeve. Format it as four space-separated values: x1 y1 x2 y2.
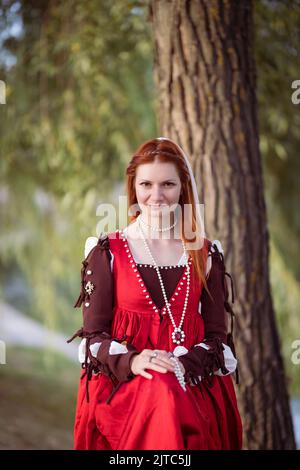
178 240 239 389
73 234 113 336
67 234 139 404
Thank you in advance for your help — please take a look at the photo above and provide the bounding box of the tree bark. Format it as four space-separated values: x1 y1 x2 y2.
149 0 296 449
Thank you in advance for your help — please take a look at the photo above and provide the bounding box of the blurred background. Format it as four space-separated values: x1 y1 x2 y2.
0 0 300 449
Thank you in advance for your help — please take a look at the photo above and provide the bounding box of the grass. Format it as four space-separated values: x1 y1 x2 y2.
0 345 81 450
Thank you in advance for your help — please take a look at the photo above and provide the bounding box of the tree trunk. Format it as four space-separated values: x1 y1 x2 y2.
149 0 296 450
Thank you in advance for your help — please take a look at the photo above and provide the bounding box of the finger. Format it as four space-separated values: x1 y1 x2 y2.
155 357 176 368
156 350 174 359
160 356 176 365
151 349 169 359
147 363 168 374
149 352 174 365
140 370 153 379
154 350 171 359
159 350 174 359
156 359 175 371
147 351 174 371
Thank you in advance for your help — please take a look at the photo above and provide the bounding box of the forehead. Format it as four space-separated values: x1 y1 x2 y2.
136 161 180 180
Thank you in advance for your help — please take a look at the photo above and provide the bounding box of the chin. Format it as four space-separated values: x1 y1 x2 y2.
147 206 170 215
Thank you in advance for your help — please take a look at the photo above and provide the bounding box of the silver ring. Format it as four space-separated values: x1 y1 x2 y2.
149 351 158 363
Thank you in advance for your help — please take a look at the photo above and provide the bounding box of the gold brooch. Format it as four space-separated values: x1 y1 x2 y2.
85 281 95 295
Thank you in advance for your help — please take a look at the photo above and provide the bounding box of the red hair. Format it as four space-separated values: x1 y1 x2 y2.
125 138 209 292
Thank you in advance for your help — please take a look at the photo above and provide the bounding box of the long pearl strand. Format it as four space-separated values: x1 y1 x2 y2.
170 356 187 391
137 215 190 345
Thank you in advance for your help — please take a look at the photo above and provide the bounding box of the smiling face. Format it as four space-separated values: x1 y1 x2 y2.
134 159 182 219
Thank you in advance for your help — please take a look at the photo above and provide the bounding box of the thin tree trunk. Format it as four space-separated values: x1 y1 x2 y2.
149 0 296 449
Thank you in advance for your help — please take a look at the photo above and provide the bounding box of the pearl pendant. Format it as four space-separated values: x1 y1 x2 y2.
171 327 185 345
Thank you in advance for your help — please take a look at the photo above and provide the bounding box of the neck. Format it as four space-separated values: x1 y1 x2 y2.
137 212 181 241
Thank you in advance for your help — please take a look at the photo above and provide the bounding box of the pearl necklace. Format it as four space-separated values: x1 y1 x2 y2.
138 213 178 232
137 216 190 345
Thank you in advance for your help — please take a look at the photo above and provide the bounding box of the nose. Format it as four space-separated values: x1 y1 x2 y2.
150 185 164 202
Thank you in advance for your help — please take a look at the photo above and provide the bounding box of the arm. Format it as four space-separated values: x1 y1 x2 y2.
177 240 238 386
67 234 139 403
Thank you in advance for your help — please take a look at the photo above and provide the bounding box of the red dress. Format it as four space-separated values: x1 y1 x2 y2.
69 230 243 450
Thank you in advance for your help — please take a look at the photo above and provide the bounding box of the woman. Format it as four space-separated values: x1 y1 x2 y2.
68 137 243 450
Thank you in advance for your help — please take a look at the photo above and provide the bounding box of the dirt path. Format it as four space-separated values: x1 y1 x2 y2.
0 301 78 362
0 302 79 449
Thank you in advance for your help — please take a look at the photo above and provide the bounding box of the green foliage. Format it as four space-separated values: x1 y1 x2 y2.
0 0 156 335
255 0 300 280
254 0 300 396
0 0 299 398
270 240 300 396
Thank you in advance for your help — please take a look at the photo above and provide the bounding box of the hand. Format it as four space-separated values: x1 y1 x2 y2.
155 352 186 376
130 349 176 379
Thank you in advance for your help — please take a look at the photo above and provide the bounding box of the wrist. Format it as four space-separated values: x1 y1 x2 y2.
129 353 139 374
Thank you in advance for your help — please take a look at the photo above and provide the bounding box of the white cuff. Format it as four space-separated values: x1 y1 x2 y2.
172 342 237 381
90 342 102 357
194 341 237 376
77 339 102 362
173 346 189 357
215 343 237 376
78 338 129 364
78 338 88 363
109 341 128 355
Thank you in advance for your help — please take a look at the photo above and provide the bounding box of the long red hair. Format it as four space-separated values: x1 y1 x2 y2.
125 137 209 292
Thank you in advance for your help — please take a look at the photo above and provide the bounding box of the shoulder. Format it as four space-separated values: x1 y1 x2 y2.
205 239 225 278
84 232 114 258
207 239 225 256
